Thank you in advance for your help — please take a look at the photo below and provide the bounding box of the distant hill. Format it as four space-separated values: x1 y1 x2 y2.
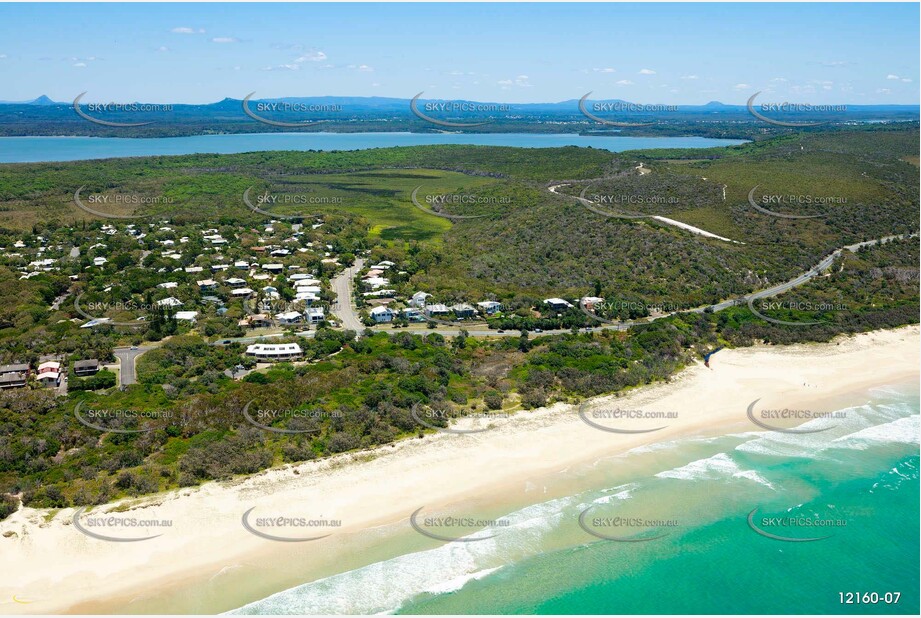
0 94 60 105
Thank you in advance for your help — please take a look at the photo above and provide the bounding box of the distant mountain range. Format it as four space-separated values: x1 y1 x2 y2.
0 94 917 113
0 94 916 139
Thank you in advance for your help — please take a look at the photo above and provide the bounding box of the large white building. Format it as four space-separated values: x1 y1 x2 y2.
245 343 303 361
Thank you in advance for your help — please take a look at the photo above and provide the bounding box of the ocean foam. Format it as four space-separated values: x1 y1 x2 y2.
654 452 775 489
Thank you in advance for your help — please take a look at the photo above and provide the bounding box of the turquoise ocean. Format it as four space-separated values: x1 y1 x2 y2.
228 381 919 615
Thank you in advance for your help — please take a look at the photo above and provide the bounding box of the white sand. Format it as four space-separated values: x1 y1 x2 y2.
1 326 917 614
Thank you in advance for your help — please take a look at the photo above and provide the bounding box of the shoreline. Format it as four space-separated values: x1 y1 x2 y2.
1 325 918 614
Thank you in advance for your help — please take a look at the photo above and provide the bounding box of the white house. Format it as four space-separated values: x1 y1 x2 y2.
401 308 424 322
580 296 605 309
93 257 108 266
306 307 325 324
197 279 217 290
185 266 204 274
225 277 247 288
275 311 303 325
175 311 198 322
370 306 394 323
262 263 284 273
245 343 303 361
157 281 178 289
425 303 449 316
363 276 389 289
452 303 476 318
410 291 432 308
231 287 255 297
477 301 503 315
157 297 183 307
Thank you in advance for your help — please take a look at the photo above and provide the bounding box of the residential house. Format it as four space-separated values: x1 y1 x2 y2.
410 291 432 308
401 308 424 322
452 303 476 318
245 343 303 362
477 301 503 315
0 363 29 389
544 298 574 312
424 303 449 317
275 311 303 325
370 306 394 323
73 359 100 376
306 307 326 324
36 361 61 387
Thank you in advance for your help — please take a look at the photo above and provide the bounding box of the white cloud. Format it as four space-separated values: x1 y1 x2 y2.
156 46 169 53
73 62 87 68
638 68 656 75
212 37 239 44
498 75 531 88
770 77 788 83
876 88 892 94
680 74 698 80
593 67 616 73
347 64 373 72
733 83 750 91
171 27 204 34
0 54 7 59
295 51 327 62
615 79 633 85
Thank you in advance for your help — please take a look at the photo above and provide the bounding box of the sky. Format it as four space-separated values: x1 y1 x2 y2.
0 2 917 105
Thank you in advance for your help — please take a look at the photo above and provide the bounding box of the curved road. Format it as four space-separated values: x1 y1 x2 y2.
330 234 913 338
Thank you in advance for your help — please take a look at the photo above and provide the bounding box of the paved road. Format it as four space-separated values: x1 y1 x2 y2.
113 346 153 386
210 331 317 346
329 234 911 340
330 258 365 332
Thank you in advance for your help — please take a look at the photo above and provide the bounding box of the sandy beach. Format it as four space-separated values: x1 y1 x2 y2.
1 326 918 614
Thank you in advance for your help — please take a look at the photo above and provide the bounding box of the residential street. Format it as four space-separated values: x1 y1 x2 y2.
113 346 153 386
